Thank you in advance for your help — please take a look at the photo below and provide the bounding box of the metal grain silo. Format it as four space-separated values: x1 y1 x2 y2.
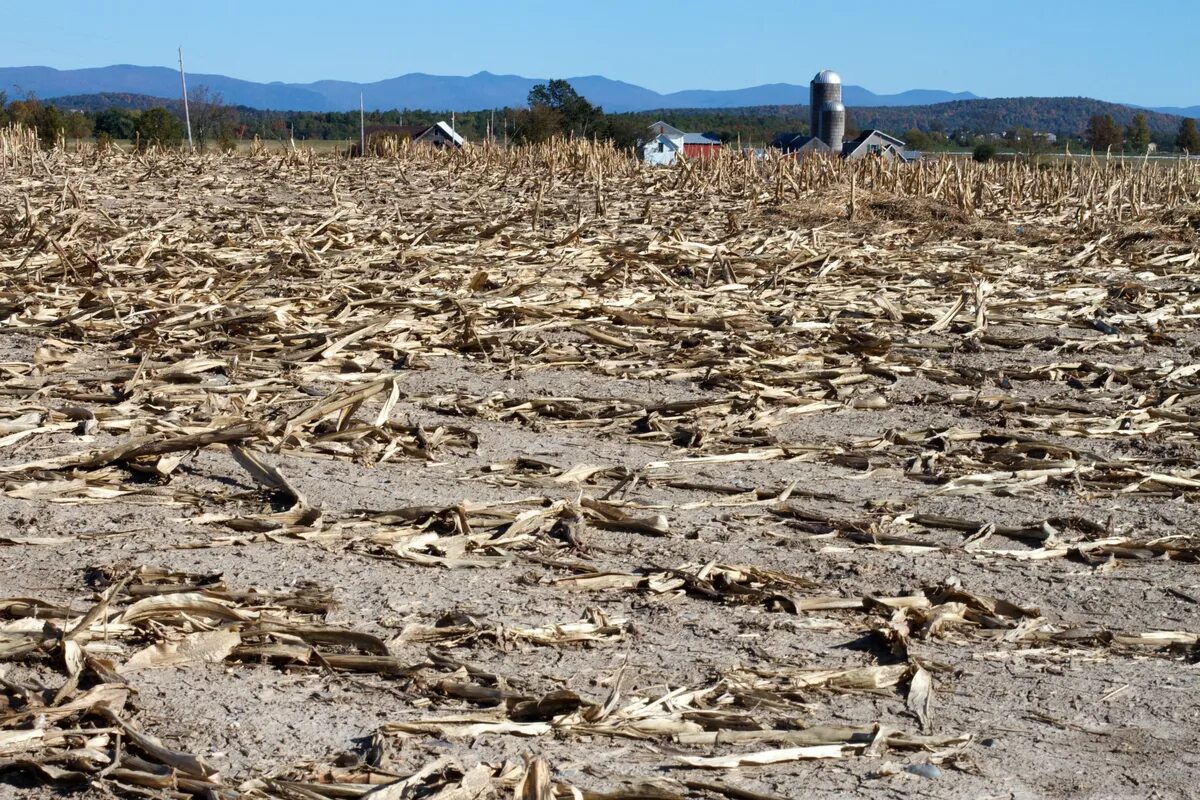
819 101 845 152
809 70 842 142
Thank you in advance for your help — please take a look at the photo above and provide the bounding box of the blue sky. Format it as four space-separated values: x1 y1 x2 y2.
5 0 1198 106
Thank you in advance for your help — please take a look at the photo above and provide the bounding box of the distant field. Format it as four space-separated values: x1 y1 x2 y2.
65 137 355 154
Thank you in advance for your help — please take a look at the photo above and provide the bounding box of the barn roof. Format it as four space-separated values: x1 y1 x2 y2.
846 129 906 147
771 133 830 152
429 121 465 146
683 132 721 145
365 124 431 139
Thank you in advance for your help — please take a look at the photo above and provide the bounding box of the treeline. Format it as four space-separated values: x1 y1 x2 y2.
11 85 1200 154
19 82 646 149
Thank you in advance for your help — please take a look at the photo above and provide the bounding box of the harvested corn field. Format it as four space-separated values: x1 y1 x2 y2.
2 130 1200 799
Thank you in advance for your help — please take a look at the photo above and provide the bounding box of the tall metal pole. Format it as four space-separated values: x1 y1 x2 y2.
178 47 193 150
359 92 365 156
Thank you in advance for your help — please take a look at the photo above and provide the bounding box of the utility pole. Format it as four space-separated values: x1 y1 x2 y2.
178 47 193 150
359 92 365 156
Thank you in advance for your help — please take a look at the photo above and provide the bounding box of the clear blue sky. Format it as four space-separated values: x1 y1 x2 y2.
5 0 1198 106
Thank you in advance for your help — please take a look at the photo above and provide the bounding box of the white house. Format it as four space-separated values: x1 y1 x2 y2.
641 133 684 165
639 121 686 165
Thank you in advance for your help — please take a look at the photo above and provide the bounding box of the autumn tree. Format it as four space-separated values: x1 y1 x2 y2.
189 85 238 150
1177 118 1200 153
1085 114 1122 151
5 97 67 147
62 112 93 140
904 128 931 150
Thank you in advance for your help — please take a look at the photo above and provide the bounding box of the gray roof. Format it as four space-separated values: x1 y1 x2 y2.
683 132 720 145
812 69 842 84
849 129 906 147
771 133 833 154
648 121 685 137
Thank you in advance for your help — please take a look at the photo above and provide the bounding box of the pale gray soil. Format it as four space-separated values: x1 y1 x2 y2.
2 150 1200 799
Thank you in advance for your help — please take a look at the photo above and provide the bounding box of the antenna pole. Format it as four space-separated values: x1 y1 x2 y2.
359 92 365 156
179 47 193 150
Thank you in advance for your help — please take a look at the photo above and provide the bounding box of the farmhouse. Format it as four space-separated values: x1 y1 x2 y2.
770 70 916 162
841 129 914 161
639 122 721 165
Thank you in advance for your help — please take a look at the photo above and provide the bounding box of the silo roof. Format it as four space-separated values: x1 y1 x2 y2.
812 70 842 84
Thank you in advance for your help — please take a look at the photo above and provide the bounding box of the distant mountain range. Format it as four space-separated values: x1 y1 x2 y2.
0 64 981 113
3 65 1194 123
1144 105 1200 119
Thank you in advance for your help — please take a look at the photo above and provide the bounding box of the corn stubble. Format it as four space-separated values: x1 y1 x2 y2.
2 125 1200 797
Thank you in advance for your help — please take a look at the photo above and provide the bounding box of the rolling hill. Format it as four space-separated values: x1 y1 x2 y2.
0 64 977 113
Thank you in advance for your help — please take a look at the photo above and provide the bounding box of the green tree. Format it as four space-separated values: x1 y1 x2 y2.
134 107 184 149
513 104 563 144
973 141 997 163
94 108 137 140
1126 113 1151 152
526 79 602 137
596 115 642 149
1085 114 1122 151
1177 118 1200 153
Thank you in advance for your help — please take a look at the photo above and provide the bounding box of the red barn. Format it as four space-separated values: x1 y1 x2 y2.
683 132 722 159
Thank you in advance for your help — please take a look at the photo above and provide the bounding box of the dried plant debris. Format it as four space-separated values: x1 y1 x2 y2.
3 129 1200 796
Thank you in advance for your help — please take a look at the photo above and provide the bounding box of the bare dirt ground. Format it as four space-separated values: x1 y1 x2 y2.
2 139 1200 799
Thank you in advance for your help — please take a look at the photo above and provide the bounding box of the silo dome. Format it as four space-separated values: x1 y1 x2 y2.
812 70 842 85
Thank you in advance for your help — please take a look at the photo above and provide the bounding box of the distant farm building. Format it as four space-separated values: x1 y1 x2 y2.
683 132 722 159
770 131 835 157
841 130 918 161
359 121 464 155
770 70 918 162
639 122 721 165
